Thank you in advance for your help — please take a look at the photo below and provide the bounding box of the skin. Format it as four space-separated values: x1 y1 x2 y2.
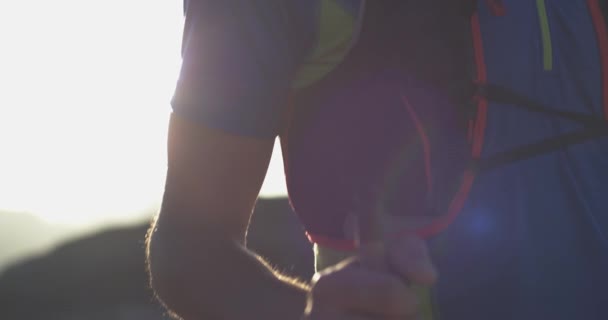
305 235 438 319
146 113 437 319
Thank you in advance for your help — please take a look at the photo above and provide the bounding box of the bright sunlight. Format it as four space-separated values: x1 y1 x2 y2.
0 0 287 226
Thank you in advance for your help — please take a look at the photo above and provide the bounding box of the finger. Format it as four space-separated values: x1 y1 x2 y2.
387 235 438 286
304 308 376 320
358 241 387 271
306 308 418 320
311 264 420 317
354 312 422 320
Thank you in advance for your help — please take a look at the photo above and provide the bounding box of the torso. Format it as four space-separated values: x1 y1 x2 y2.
285 1 608 319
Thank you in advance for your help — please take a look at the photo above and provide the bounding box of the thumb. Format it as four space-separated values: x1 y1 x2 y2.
386 235 438 286
358 240 387 271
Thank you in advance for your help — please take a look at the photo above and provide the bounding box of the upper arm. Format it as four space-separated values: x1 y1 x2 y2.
162 1 317 239
163 113 274 241
172 0 317 138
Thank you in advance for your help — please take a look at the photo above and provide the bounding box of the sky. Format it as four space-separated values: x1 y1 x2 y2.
0 0 288 227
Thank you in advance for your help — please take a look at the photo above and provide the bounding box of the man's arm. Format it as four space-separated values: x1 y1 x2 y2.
146 114 308 319
146 2 316 316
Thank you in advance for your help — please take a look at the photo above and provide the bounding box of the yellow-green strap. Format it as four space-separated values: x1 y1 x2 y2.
292 0 361 89
536 0 553 71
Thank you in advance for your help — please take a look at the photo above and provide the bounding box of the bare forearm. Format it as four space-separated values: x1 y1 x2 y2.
147 213 309 320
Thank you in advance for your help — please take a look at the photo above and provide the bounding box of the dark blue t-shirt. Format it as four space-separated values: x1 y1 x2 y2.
172 0 318 138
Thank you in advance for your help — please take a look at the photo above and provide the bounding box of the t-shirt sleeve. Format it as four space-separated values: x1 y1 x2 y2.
171 0 318 138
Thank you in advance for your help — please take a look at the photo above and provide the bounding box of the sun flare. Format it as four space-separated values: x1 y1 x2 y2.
0 0 287 226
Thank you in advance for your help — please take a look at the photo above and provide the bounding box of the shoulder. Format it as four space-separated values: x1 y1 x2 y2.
173 0 323 138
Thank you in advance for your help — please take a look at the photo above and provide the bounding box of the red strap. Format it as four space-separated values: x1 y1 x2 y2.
471 12 489 158
401 94 433 196
587 0 608 120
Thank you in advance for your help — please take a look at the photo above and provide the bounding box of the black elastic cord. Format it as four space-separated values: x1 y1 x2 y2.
478 83 608 127
472 126 608 172
472 83 608 172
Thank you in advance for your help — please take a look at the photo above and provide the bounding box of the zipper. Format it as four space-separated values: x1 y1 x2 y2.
536 0 554 71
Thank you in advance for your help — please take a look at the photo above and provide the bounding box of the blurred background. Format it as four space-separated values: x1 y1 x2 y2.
0 1 313 318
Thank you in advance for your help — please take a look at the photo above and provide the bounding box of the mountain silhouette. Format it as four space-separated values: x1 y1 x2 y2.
0 211 79 274
0 197 313 319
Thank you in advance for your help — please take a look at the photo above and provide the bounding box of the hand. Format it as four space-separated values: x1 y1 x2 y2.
303 236 437 320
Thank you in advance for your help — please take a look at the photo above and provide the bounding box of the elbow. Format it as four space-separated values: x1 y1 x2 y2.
146 219 233 319
146 227 192 317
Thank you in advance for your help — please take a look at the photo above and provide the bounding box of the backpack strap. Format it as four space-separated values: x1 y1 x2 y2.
291 0 364 89
463 0 608 173
478 84 607 127
471 83 608 172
